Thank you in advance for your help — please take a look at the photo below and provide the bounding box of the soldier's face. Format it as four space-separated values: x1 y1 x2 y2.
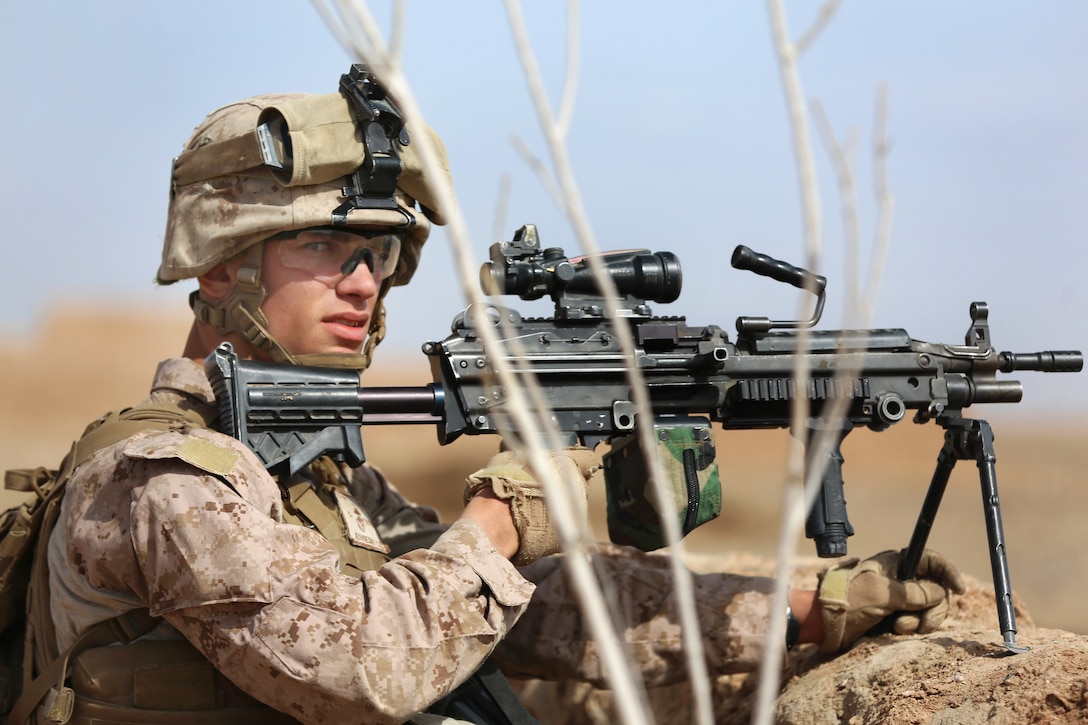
257 232 388 356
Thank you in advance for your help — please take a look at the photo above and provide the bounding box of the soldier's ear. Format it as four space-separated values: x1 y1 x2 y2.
196 259 242 302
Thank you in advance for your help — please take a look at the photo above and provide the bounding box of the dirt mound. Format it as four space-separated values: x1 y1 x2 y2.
518 557 1088 724
777 628 1088 725
775 571 1088 725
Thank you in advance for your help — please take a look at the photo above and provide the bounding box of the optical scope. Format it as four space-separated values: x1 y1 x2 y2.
480 224 682 315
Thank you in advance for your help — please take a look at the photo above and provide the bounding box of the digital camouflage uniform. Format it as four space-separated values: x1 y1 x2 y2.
38 73 784 725
47 357 778 724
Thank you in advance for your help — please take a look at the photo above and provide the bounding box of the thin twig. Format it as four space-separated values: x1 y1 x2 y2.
754 1 823 723
756 7 897 725
867 84 895 307
795 0 844 57
492 173 512 244
503 1 715 722
812 99 862 321
556 0 581 136
312 3 639 720
510 134 566 211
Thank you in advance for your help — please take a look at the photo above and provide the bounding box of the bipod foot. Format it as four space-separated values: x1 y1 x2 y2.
994 630 1030 655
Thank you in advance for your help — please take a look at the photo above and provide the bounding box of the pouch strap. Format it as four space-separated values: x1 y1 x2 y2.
282 473 389 577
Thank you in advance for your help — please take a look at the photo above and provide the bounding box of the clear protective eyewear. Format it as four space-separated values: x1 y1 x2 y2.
272 228 401 283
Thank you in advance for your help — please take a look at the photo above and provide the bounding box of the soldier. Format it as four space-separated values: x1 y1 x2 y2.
23 72 964 725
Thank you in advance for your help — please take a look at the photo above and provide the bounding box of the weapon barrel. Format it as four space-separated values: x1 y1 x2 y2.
998 350 1083 373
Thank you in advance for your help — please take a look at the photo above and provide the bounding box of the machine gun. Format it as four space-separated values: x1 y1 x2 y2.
205 223 1082 652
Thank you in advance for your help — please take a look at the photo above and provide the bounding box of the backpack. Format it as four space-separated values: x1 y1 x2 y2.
0 467 58 714
0 403 208 720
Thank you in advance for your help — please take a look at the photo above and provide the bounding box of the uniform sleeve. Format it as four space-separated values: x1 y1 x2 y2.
492 544 777 687
124 431 534 725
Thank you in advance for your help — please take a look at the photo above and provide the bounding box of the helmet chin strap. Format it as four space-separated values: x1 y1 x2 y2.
191 244 392 372
191 245 299 365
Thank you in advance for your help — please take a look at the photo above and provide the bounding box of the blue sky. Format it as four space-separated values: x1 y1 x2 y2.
1 2 1085 417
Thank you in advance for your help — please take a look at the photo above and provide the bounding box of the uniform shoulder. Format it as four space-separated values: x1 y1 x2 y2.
120 427 274 504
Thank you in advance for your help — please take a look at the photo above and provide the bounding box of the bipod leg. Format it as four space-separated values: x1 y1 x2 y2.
898 428 958 581
969 419 1028 653
901 417 1026 653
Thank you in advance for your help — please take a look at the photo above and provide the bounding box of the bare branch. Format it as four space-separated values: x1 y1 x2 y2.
510 134 566 210
758 15 897 725
504 0 561 138
795 0 844 57
754 1 825 722
503 1 715 721
867 84 895 306
332 0 379 61
388 0 405 62
309 0 356 59
310 8 644 722
556 0 581 135
812 99 862 322
501 6 660 720
492 173 513 244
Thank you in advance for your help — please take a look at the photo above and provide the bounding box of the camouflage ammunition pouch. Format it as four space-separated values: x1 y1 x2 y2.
61 639 298 724
602 416 722 551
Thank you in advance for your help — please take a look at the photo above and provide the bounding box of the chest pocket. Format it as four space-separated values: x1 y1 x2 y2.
281 457 390 578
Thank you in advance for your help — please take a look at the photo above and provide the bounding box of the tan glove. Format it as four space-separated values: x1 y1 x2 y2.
817 548 966 653
464 447 599 566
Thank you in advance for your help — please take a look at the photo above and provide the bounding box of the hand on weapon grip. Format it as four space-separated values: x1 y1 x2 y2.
817 548 966 653
464 447 599 566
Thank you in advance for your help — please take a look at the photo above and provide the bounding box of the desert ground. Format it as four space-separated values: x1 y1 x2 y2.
3 307 1086 722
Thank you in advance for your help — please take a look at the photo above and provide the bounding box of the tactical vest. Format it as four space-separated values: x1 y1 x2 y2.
6 400 390 725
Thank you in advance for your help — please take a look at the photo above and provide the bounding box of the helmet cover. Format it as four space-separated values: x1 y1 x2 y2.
159 92 452 287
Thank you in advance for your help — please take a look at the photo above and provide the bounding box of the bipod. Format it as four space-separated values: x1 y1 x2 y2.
898 416 1028 654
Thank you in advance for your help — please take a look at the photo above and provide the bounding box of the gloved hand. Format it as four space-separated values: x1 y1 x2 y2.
464 447 599 566
817 548 966 653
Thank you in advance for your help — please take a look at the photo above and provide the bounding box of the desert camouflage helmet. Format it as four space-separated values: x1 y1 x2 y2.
159 90 452 287
157 70 452 368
